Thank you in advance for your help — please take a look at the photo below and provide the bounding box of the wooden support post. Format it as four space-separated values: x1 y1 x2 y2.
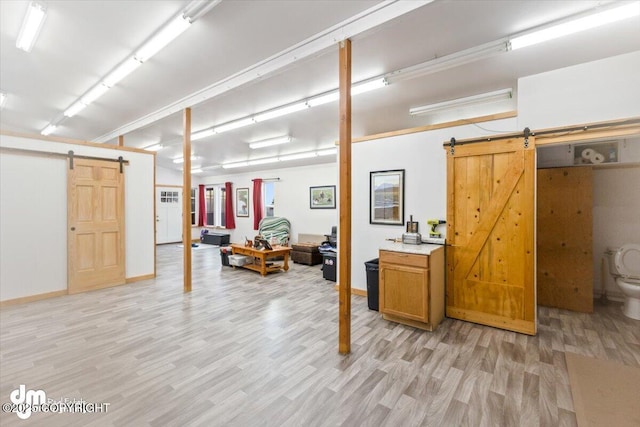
118 135 124 147
183 108 192 293
338 39 352 354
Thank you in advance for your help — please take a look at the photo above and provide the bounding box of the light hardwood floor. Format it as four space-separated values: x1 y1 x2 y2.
1 244 639 426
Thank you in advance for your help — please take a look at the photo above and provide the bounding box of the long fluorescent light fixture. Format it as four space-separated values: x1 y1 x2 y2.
192 77 388 139
143 143 164 151
103 58 142 87
249 135 291 149
135 15 191 62
41 124 56 136
173 155 197 163
510 2 640 50
64 101 87 117
386 40 510 83
409 88 513 116
213 117 256 133
16 2 47 52
48 1 220 131
254 102 309 122
191 128 216 141
223 147 338 169
0 92 6 108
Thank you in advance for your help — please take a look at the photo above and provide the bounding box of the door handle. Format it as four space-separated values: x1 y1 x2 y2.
70 227 76 231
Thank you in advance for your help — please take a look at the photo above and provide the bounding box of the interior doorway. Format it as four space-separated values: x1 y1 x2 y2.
536 134 640 312
156 186 182 244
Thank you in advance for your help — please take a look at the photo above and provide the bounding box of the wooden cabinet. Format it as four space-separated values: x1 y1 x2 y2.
379 247 445 331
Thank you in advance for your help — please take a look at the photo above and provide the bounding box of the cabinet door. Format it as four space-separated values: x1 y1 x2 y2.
380 263 429 322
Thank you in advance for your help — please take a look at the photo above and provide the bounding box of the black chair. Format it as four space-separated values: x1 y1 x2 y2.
324 226 337 247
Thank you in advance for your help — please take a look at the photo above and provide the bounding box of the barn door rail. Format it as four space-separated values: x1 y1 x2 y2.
444 117 640 149
0 146 129 171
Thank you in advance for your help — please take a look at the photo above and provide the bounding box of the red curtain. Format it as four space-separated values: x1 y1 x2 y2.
198 184 206 226
225 182 235 229
253 178 263 230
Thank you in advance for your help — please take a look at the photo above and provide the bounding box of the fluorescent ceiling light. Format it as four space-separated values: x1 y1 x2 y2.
63 101 87 118
213 117 255 133
409 88 513 116
307 91 339 107
16 2 47 52
0 92 6 108
510 2 640 50
279 152 317 161
41 124 56 136
248 158 280 166
317 148 337 156
135 15 191 62
144 143 164 151
191 168 203 174
81 83 110 105
222 147 337 169
222 161 249 169
387 40 510 83
103 58 142 87
352 78 388 95
191 128 216 141
249 135 291 149
193 77 389 137
254 102 309 122
173 155 197 163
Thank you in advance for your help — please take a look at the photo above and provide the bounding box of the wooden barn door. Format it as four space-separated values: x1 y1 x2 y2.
446 137 536 335
68 158 125 294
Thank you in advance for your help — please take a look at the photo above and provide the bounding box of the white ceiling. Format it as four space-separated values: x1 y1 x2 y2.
1 0 639 176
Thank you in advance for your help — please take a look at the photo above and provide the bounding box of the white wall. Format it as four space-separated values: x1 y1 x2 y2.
350 117 518 290
156 165 183 186
199 162 337 245
0 134 155 302
517 51 640 129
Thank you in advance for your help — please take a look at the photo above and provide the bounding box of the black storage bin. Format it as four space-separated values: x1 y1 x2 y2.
220 247 231 267
203 232 231 245
322 253 337 282
364 258 379 311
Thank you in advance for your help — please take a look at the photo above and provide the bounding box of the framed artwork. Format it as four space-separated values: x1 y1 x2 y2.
310 185 336 209
370 169 405 225
236 188 249 217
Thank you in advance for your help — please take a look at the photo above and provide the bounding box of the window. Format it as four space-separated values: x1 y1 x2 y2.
264 181 275 217
190 188 196 225
204 185 226 227
160 191 179 204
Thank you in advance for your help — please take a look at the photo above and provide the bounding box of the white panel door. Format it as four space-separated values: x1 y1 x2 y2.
156 187 182 244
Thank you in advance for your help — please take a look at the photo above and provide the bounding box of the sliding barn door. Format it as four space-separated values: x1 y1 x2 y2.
446 137 536 335
68 159 125 294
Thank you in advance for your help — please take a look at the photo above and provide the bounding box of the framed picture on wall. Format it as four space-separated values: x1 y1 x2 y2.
236 188 249 217
370 169 404 225
310 185 336 209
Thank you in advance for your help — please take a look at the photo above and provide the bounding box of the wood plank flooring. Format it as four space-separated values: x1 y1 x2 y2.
1 244 639 426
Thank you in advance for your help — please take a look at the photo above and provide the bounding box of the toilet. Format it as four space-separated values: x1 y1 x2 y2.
606 244 640 320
